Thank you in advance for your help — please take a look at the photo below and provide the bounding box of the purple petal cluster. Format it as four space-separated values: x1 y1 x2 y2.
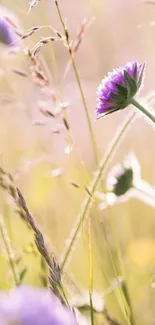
0 6 21 51
0 19 15 46
96 61 144 117
0 286 78 325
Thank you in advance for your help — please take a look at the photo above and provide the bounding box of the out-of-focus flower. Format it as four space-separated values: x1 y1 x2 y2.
0 6 21 51
0 19 15 46
71 290 104 313
96 152 155 209
0 286 78 325
107 152 141 196
96 61 144 118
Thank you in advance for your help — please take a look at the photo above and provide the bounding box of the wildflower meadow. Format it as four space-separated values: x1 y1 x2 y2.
0 0 155 324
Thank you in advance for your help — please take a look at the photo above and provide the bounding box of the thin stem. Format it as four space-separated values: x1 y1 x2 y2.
68 56 98 162
131 98 155 123
121 280 135 325
107 208 135 325
88 218 94 325
35 3 74 157
46 39 73 149
54 0 99 164
0 214 20 286
60 112 136 270
101 222 131 325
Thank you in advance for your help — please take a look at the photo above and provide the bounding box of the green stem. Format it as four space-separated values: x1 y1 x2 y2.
101 222 131 325
60 112 136 270
88 218 94 325
0 215 20 286
131 98 155 123
40 6 74 153
69 55 99 163
121 280 135 325
54 0 99 164
106 208 135 325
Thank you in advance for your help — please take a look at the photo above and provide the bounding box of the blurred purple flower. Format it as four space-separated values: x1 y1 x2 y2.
96 61 145 118
0 286 78 325
0 6 21 52
0 19 15 46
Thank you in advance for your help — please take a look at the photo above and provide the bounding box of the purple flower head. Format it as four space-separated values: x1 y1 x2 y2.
0 19 15 46
0 286 78 325
96 61 145 118
0 6 21 51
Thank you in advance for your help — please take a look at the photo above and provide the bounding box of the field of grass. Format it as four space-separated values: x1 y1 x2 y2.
0 0 155 324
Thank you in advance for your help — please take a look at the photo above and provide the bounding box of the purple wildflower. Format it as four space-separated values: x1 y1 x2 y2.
96 61 145 118
0 286 78 325
0 19 15 46
0 6 21 51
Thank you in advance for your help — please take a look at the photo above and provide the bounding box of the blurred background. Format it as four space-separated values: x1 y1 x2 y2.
0 0 155 324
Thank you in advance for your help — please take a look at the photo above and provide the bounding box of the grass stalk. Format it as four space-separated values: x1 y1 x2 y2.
0 214 20 286
60 111 136 270
88 218 94 325
54 0 99 164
